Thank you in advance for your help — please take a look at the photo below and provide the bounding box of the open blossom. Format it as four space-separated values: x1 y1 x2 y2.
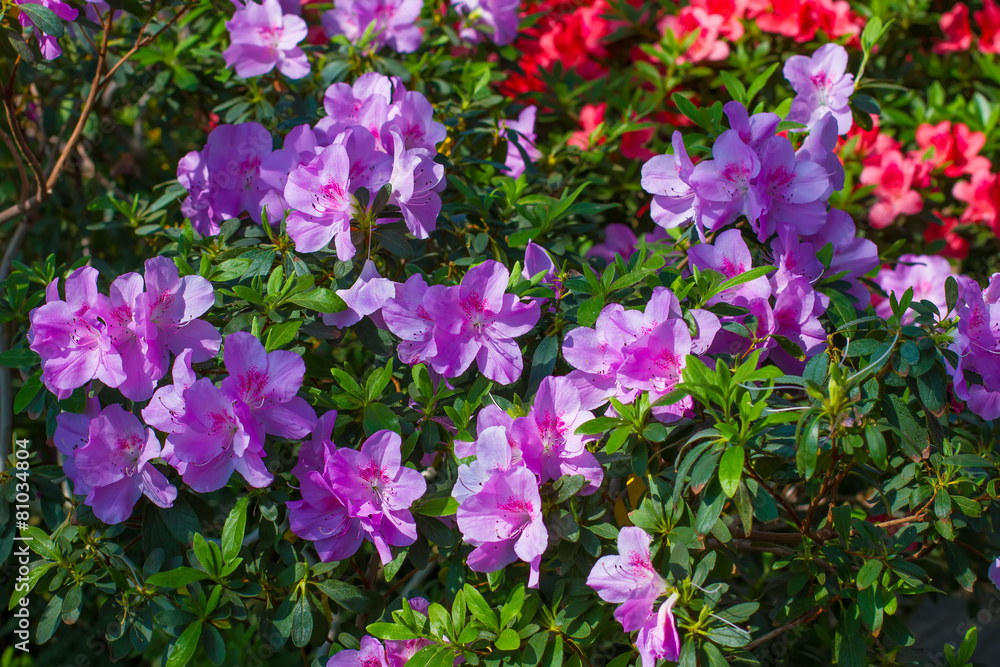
636 594 682 667
935 4 972 54
753 135 831 238
328 430 428 564
499 106 541 179
164 332 316 492
452 0 520 45
72 404 177 524
178 122 275 236
954 171 1000 232
324 260 397 329
689 129 762 233
224 0 310 79
783 43 855 134
28 267 126 399
950 274 1000 419
659 7 729 63
386 126 446 238
977 0 1000 54
457 465 547 586
15 0 78 59
914 121 990 177
859 150 923 229
769 278 827 373
420 260 541 384
513 376 603 491
322 0 423 53
327 636 390 667
54 395 102 495
642 131 697 230
747 0 862 43
873 254 954 322
925 214 969 260
687 228 771 305
288 445 365 562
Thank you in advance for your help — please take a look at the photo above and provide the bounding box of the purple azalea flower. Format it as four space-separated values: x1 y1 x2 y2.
291 410 338 481
165 332 316 492
224 0 310 79
322 0 423 53
382 274 439 365
28 267 126 399
452 0 520 45
73 404 177 524
770 278 828 373
142 350 196 437
636 593 682 667
288 445 366 562
387 127 445 239
587 527 668 630
284 143 357 256
522 241 558 286
54 394 102 495
453 424 517 504
456 465 547 587
454 404 518 459
874 254 953 322
328 430 428 564
386 90 448 152
753 135 831 239
512 376 603 492
15 0 77 59
796 113 845 195
617 319 693 422
784 43 855 135
423 260 541 384
564 303 640 409
318 73 394 144
770 223 825 297
689 129 763 233
258 124 323 223
323 260 397 328
499 106 541 179
687 228 771 305
950 274 1000 420
327 636 390 667
802 209 878 310
723 102 780 159
990 558 1000 591
641 131 696 230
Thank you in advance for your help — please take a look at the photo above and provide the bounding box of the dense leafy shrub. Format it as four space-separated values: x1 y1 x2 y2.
3 1 1000 667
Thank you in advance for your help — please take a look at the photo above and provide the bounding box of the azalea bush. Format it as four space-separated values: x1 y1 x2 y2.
5 1 1000 666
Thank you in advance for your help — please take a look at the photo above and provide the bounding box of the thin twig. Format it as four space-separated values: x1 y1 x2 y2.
0 126 28 198
742 601 835 652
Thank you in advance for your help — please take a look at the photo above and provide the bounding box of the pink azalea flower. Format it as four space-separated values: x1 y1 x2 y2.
324 260 397 328
382 273 439 365
753 135 831 239
53 394 102 495
453 424 517 504
587 224 638 263
224 0 310 79
385 598 433 666
950 274 1000 419
688 129 763 233
687 228 771 305
499 106 541 180
15 0 77 59
322 0 423 53
456 465 547 587
327 636 390 667
859 150 923 228
28 267 126 399
953 171 1000 233
453 0 520 45
642 131 697 230
659 7 729 63
423 260 541 384
288 445 366 562
935 3 972 54
873 254 954 322
73 404 178 524
783 43 855 134
977 0 1000 54
636 593 682 667
915 121 990 177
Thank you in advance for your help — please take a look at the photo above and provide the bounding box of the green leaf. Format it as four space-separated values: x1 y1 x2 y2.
166 622 203 667
0 347 40 368
718 446 744 498
264 319 302 351
575 417 622 435
835 616 866 667
717 266 775 293
147 567 210 588
18 3 65 38
796 418 820 480
288 288 347 313
221 497 249 563
856 560 883 589
9 562 55 610
364 402 400 436
416 497 459 516
463 584 498 631
14 371 43 414
314 579 370 614
500 584 525 629
495 628 521 651
945 275 959 316
366 622 422 640
290 594 313 647
865 425 887 469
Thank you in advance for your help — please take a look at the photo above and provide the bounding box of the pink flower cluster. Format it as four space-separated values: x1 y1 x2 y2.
934 2 1000 55
322 0 423 52
451 376 604 587
587 527 681 666
28 260 220 402
224 0 310 79
288 425 426 565
177 73 446 254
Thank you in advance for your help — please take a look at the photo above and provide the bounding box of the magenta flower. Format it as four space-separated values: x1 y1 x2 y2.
323 260 397 328
522 241 558 286
386 128 445 239
284 143 355 252
617 319 693 422
636 593 682 667
456 465 547 587
796 113 845 195
783 43 855 134
453 424 516 504
258 124 323 223
291 410 338 481
54 394 102 495
499 106 541 179
641 131 697 230
803 209 878 310
386 90 448 152
990 558 1000 590
689 130 763 232
452 0 520 45
318 73 393 144
512 376 603 492
950 275 1000 420
73 404 177 524
423 260 541 384
382 274 439 365
587 527 667 630
454 404 518 459
385 597 433 666
753 135 831 239
28 267 126 399
327 636 390 667
288 445 366 563
322 0 423 53
770 278 828 373
224 0 310 79
142 350 196 437
587 224 638 264
15 0 77 59
328 430 428 564
686 228 771 305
